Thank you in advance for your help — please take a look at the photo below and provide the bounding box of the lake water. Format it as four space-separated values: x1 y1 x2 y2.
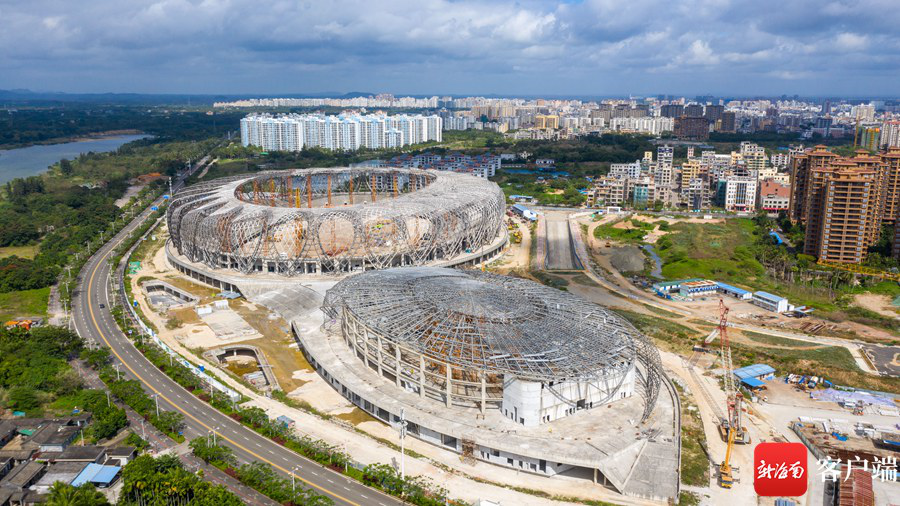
0 134 149 184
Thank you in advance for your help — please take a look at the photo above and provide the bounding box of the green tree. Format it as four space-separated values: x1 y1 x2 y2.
152 411 184 435
59 158 74 176
47 482 110 505
189 437 236 466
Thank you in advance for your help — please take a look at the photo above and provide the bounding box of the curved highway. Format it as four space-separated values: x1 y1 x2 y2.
71 161 402 506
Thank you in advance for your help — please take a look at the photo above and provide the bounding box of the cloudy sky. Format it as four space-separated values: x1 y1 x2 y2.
1 0 898 97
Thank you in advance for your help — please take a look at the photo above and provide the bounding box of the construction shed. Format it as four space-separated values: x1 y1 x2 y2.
733 364 775 383
510 203 538 222
715 282 752 300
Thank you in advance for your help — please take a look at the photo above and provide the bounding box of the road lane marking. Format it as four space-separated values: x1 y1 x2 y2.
84 240 370 506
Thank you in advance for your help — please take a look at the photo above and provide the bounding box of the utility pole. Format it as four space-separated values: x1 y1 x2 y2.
399 408 408 482
291 466 300 492
155 394 160 418
114 364 121 381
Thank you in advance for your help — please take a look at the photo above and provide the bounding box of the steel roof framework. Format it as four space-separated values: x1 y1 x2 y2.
323 268 662 420
167 168 505 275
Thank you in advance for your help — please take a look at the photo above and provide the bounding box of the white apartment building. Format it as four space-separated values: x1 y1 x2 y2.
721 176 758 212
609 162 642 179
607 117 674 135
240 113 442 152
881 120 900 148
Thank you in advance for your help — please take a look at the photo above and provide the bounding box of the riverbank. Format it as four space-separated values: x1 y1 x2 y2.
0 129 145 150
0 133 151 184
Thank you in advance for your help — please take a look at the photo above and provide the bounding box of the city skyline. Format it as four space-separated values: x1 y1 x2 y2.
2 1 899 96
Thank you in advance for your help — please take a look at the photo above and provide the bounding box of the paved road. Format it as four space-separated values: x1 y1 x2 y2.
71 160 402 506
543 211 580 270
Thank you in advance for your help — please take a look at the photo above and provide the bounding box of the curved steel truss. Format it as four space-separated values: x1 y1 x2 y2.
167 167 506 275
323 267 662 419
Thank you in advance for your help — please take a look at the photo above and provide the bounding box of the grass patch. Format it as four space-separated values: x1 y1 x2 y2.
679 491 701 506
0 244 39 259
612 308 701 351
570 273 600 287
335 408 379 426
0 287 50 321
656 219 764 283
730 341 899 394
688 319 717 329
641 303 684 319
593 218 656 243
678 385 710 487
531 271 569 290
742 331 815 348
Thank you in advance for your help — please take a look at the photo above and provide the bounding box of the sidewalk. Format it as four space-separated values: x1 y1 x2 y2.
71 360 278 506
131 280 662 505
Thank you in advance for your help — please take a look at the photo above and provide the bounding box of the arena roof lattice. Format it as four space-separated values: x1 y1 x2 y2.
323 267 663 420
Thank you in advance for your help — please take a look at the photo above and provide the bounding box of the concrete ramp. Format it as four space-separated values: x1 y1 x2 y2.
544 212 582 270
237 282 324 323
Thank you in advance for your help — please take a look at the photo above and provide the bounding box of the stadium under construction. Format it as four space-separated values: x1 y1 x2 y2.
160 168 679 502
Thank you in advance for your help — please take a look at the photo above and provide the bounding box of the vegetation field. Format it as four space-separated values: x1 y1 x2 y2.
0 287 49 321
729 340 899 394
741 331 815 348
0 244 39 259
656 219 763 282
593 217 657 243
612 308 701 352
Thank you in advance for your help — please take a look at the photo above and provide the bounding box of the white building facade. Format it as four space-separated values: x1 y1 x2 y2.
240 113 442 152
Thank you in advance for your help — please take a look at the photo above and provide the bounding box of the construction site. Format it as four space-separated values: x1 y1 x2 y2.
309 267 678 500
92 167 683 506
166 167 507 275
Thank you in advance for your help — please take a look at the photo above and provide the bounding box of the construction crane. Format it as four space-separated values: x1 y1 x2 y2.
717 299 746 489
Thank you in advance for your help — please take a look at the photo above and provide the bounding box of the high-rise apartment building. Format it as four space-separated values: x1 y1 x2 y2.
720 112 736 133
535 114 560 129
817 167 880 264
880 121 900 148
704 105 725 125
789 146 899 263
674 117 710 140
240 113 441 151
660 104 684 118
739 142 767 172
684 104 705 117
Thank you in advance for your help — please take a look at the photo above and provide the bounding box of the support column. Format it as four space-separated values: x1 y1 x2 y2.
593 468 598 484
445 365 452 408
419 355 426 398
376 334 383 377
480 374 486 414
395 345 401 387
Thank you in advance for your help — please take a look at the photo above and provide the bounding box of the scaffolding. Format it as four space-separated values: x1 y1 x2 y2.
322 267 663 421
167 168 506 276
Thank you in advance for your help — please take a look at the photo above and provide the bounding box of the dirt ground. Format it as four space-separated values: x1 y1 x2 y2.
853 293 899 319
490 217 531 273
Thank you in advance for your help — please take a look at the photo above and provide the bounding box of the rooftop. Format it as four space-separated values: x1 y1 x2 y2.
733 363 775 380
753 291 787 303
70 463 121 488
323 267 647 383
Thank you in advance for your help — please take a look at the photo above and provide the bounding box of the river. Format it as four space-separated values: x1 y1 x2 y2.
0 134 149 184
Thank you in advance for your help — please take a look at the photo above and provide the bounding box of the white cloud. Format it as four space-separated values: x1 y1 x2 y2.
0 0 897 94
835 32 868 52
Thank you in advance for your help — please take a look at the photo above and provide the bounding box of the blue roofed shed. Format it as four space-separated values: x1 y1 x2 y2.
71 463 121 488
733 363 775 381
741 377 765 389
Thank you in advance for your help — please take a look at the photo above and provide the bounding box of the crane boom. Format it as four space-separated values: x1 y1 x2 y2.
717 299 744 488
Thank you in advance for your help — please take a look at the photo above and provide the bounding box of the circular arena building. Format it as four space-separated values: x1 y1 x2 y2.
166 167 506 276
321 267 662 426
